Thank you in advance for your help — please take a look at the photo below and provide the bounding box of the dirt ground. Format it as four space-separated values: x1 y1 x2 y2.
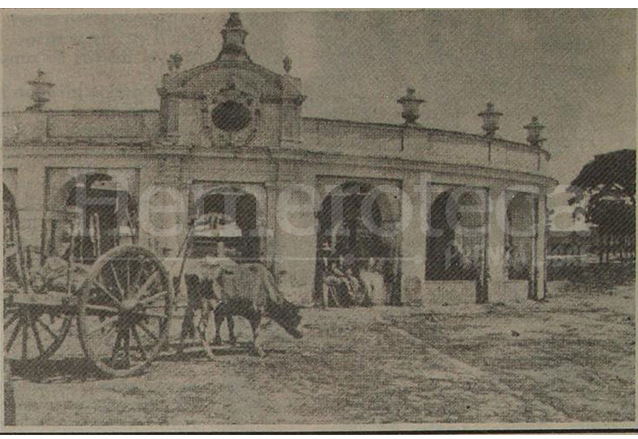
7 281 635 428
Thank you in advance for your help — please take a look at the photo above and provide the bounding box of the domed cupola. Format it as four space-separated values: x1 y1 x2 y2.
157 12 305 149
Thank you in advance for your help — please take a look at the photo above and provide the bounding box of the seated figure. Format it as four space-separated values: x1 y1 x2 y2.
359 257 386 306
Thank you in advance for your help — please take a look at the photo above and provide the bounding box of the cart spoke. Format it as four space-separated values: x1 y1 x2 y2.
126 256 135 294
123 330 131 364
135 310 169 320
131 258 147 293
91 279 121 306
109 261 126 300
137 290 169 306
27 310 45 355
136 320 159 342
21 318 28 361
110 330 123 363
137 270 160 297
4 311 20 330
5 318 23 353
84 304 120 314
109 328 132 368
36 318 61 342
131 326 148 360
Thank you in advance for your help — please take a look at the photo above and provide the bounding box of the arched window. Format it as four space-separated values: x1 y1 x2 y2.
190 185 261 262
45 169 139 264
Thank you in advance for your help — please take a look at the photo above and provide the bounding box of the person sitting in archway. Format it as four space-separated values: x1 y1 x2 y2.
359 257 386 306
319 246 347 308
335 254 363 306
315 241 333 307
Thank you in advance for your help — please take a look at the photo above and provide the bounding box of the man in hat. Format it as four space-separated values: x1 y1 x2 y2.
316 241 353 307
315 240 334 307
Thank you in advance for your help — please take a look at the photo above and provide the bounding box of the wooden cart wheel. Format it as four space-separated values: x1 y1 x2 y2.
3 303 72 363
77 245 173 377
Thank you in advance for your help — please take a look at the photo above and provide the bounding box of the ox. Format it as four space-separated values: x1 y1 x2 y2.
181 262 302 356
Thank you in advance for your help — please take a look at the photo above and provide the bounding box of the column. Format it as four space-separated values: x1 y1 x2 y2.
272 164 317 306
487 184 507 303
401 172 427 305
146 154 185 257
265 179 278 268
535 190 548 300
17 160 46 250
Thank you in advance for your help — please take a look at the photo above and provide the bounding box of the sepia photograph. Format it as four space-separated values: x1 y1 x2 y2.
1 8 636 431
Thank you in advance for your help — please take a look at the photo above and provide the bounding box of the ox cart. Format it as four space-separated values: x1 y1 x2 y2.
2 184 290 376
3 189 175 378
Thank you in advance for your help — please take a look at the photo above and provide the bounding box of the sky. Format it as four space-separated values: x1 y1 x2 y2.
2 10 636 229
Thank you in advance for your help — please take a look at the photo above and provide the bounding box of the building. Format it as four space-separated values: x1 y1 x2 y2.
2 13 557 306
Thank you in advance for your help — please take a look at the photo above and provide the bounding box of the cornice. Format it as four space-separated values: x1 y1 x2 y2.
302 116 552 160
3 144 557 188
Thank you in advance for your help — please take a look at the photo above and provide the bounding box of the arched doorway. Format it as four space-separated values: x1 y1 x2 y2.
505 192 538 298
45 170 138 264
425 185 488 303
315 181 402 306
190 185 261 262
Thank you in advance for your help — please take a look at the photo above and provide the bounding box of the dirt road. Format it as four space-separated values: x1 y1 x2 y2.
8 286 635 427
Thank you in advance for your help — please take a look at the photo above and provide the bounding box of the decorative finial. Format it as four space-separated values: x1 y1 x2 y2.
225 12 243 28
218 12 250 62
397 87 425 126
524 116 546 147
167 53 183 72
478 102 503 137
26 70 55 112
283 56 292 74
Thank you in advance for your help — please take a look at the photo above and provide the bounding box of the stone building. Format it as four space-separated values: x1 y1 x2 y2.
2 13 556 306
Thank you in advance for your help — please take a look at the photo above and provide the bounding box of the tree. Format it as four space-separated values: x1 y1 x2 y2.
568 149 636 263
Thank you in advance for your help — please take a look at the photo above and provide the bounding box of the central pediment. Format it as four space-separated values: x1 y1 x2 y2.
156 13 305 149
158 60 294 103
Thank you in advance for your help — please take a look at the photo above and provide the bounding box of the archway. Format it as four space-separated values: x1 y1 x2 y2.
46 170 138 264
426 188 487 281
426 191 457 280
190 185 260 262
424 185 488 304
315 181 402 306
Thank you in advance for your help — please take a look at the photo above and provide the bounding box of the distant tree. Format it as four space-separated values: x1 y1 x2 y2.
568 149 636 263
